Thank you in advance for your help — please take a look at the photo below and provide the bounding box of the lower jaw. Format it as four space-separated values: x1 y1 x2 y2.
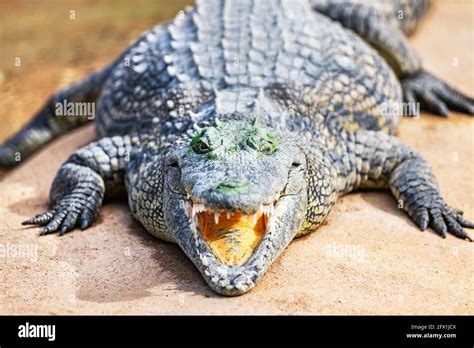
178 194 304 296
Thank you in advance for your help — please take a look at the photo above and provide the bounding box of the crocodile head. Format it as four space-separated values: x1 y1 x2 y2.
163 118 307 295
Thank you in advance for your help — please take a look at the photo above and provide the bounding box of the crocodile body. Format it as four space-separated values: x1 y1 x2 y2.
2 0 473 296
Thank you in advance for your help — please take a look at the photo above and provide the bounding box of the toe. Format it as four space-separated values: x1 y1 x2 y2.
79 210 94 230
413 208 429 231
429 208 447 238
22 210 55 226
40 210 68 235
59 210 80 235
445 215 472 241
403 90 419 117
456 214 474 229
434 85 474 115
418 91 449 117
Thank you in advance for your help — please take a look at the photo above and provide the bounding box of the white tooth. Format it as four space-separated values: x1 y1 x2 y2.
252 213 257 225
226 212 231 219
186 202 192 216
262 204 273 218
194 214 199 227
201 257 209 267
214 212 220 224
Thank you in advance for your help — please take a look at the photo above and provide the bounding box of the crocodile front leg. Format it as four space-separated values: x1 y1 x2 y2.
23 135 135 235
337 130 473 241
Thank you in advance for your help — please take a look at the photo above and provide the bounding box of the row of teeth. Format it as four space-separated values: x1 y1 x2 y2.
186 202 276 226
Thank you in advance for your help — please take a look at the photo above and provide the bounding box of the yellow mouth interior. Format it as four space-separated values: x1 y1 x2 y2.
198 211 268 266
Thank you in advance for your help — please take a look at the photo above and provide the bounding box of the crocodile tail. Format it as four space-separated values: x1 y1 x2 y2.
0 64 114 167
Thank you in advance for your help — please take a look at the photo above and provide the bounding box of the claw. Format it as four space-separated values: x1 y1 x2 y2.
40 227 54 236
59 226 68 236
445 215 471 241
79 210 94 230
79 218 89 230
413 208 429 231
457 215 474 229
402 70 474 117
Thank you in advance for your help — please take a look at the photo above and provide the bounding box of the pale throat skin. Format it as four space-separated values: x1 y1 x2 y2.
3 0 474 296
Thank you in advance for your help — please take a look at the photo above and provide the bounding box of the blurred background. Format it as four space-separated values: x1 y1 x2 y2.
0 0 192 140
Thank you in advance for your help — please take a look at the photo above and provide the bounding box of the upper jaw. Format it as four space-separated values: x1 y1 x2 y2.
185 195 279 267
186 199 278 231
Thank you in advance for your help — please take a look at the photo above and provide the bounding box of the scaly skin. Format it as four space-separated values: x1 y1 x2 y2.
2 0 474 296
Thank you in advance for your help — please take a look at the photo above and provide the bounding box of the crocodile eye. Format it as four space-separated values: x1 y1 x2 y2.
260 141 275 155
193 139 211 154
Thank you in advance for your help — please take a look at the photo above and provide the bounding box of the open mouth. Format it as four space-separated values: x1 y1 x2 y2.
186 201 277 266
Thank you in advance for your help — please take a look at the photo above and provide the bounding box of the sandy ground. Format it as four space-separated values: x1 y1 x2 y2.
0 1 473 315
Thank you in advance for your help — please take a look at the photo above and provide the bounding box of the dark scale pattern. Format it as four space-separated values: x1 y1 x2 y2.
126 158 173 242
310 0 430 74
96 0 402 138
299 154 338 236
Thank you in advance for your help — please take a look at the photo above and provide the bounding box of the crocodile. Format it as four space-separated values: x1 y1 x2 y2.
1 0 473 296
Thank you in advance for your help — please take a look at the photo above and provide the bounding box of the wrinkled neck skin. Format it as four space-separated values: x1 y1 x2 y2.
127 108 337 296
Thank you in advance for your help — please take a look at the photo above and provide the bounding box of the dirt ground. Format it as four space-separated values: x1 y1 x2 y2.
0 1 473 314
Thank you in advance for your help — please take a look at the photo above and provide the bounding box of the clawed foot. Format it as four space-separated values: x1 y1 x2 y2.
401 70 474 116
22 163 105 235
410 200 473 242
22 197 101 235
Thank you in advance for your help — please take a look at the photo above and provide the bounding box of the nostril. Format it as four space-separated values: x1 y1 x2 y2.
167 159 180 168
291 162 302 168
216 180 248 191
